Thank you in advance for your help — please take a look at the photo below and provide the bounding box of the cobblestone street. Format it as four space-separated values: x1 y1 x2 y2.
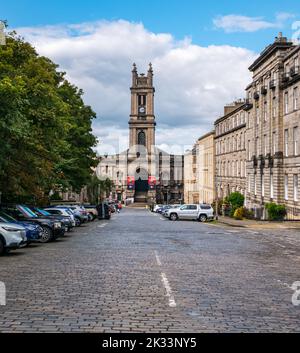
0 208 300 332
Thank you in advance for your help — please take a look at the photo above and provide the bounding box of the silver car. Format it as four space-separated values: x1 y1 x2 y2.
166 204 214 222
0 222 27 255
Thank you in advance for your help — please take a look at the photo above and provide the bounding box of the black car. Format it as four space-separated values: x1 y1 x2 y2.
29 206 73 232
0 205 65 243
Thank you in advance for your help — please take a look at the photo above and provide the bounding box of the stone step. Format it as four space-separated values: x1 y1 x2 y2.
127 203 148 208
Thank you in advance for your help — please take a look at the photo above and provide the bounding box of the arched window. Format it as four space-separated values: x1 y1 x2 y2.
138 131 146 146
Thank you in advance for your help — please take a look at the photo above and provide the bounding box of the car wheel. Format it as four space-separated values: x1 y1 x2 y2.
39 226 53 243
170 213 178 221
0 237 5 255
199 214 207 222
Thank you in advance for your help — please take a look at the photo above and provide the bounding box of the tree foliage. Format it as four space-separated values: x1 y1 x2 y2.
0 32 97 204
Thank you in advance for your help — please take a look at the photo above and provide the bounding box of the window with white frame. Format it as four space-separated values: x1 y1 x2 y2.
264 102 267 121
272 97 276 118
294 174 298 201
248 140 251 160
293 87 298 110
294 126 298 155
273 131 276 154
284 129 289 157
256 136 259 156
270 173 274 199
284 91 289 114
248 174 251 192
264 134 267 155
284 174 289 200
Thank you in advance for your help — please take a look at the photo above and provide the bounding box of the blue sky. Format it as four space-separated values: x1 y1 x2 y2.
2 1 300 152
2 0 300 51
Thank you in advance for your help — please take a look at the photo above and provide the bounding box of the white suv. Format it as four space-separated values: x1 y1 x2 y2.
166 204 214 222
0 222 27 255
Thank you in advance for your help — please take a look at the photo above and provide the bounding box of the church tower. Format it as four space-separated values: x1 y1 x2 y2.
129 63 156 152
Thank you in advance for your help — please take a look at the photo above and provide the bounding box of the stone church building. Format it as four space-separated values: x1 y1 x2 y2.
96 64 184 204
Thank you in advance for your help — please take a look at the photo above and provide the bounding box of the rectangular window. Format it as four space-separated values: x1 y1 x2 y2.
248 140 251 160
293 126 298 155
284 129 289 157
261 174 265 197
138 94 146 106
285 91 289 114
254 174 257 196
264 102 267 121
270 174 274 199
256 107 260 125
256 136 259 156
294 175 299 201
284 174 289 200
273 131 276 155
264 134 267 155
248 174 251 192
248 112 251 128
294 87 298 110
272 97 276 118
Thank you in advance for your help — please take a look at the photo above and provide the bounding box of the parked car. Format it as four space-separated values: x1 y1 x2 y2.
34 207 75 231
1 205 64 243
0 211 42 244
0 222 27 255
156 205 172 214
166 204 214 222
162 205 181 217
154 204 163 213
83 205 98 221
54 205 88 224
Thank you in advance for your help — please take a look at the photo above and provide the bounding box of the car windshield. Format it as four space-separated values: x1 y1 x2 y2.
37 208 51 216
0 211 16 222
19 205 38 218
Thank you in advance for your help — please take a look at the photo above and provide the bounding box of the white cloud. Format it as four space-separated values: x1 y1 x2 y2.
16 20 256 153
213 13 295 33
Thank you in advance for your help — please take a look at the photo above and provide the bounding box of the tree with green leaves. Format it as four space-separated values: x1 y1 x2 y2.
0 31 97 204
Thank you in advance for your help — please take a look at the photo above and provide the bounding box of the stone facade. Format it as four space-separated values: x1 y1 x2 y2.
244 33 300 219
184 131 215 204
97 64 184 205
214 101 247 200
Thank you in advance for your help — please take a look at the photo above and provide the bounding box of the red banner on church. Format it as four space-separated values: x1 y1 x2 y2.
148 176 156 189
127 176 135 190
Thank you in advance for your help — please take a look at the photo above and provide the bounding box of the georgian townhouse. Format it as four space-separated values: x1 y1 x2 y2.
244 33 300 219
214 101 247 200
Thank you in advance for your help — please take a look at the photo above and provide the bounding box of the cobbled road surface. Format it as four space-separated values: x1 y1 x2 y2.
0 208 300 332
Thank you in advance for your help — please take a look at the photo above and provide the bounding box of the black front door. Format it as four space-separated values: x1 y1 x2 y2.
135 177 148 192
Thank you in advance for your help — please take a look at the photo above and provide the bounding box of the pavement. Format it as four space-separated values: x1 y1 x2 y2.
0 208 300 332
216 216 300 229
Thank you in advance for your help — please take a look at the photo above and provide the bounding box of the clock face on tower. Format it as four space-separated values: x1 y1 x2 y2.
138 106 146 114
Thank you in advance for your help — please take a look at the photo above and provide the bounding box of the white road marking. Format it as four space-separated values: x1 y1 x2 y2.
154 251 176 308
161 273 177 308
98 223 108 228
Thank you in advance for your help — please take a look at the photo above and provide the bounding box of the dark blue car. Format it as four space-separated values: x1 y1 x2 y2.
0 211 42 243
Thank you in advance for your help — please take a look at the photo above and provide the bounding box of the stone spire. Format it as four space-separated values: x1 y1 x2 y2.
147 63 153 85
132 63 138 86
